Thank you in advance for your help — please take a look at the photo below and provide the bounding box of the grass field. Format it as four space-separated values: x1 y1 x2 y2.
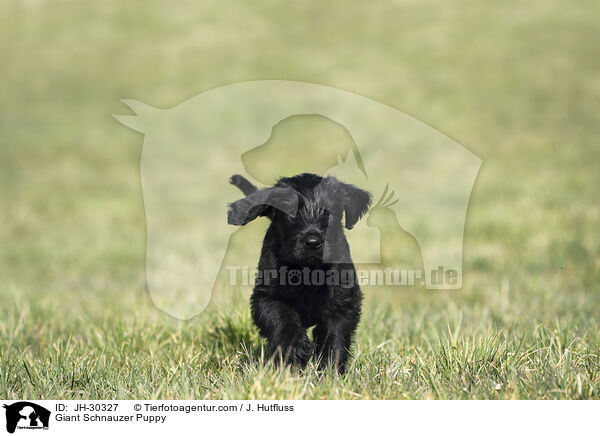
1 0 600 399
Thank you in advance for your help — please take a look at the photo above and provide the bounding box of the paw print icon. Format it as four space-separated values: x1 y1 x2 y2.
287 269 302 286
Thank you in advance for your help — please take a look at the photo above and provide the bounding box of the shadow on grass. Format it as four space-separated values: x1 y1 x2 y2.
204 313 265 368
203 314 331 378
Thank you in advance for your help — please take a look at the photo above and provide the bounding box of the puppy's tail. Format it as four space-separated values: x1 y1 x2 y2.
230 174 258 196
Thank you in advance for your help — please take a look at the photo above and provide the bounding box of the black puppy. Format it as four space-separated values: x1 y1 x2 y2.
228 173 371 373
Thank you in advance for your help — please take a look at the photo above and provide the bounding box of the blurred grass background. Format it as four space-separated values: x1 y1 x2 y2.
1 0 599 399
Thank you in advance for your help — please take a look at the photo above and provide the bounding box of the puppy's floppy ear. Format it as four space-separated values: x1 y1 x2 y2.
227 187 298 226
339 181 372 230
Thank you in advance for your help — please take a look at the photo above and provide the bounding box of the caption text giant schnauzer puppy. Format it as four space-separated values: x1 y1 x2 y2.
228 173 371 373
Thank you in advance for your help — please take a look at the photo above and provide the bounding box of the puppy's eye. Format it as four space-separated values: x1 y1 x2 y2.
322 210 330 217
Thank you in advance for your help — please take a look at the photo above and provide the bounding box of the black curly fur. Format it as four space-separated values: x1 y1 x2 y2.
228 173 371 373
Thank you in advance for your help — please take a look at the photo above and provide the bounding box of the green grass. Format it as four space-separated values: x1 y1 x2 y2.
1 287 599 399
1 0 600 399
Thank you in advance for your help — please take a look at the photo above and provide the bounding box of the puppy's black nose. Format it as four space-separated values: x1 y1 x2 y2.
303 235 323 249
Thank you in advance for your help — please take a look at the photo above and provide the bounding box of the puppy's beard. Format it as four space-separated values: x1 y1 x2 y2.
281 244 323 266
303 254 322 266
297 243 324 265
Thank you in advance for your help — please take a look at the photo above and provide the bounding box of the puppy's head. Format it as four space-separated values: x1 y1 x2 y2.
228 173 371 266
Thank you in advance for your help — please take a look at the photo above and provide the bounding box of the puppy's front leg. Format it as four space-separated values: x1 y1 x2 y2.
314 308 360 374
251 289 314 366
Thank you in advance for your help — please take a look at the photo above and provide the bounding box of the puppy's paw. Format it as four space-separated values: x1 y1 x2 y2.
270 335 314 367
316 347 348 374
289 336 315 366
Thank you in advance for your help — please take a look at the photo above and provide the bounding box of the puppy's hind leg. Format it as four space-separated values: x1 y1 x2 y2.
230 174 258 196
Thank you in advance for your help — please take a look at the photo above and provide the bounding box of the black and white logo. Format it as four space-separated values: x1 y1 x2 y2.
3 402 50 433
